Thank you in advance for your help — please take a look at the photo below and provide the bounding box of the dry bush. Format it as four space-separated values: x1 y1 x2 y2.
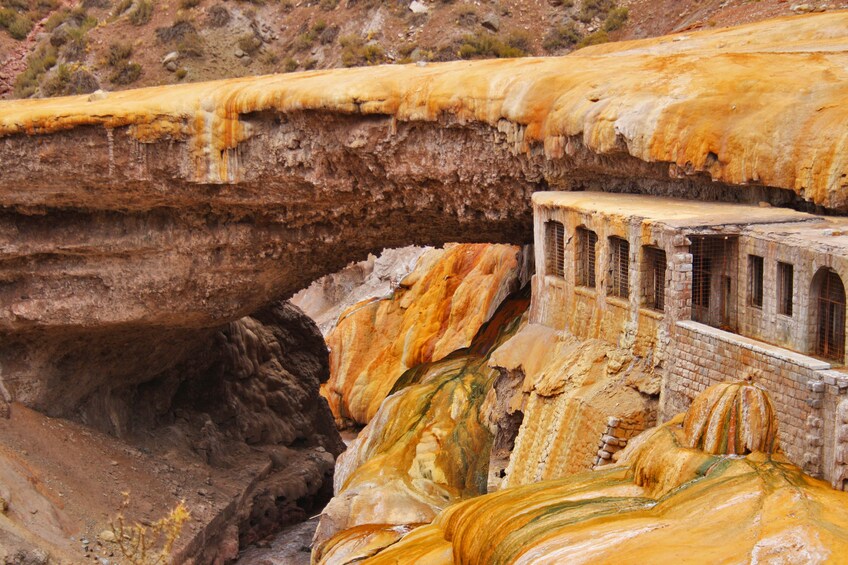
109 495 192 565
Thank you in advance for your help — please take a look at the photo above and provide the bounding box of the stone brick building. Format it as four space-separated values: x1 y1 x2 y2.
532 191 848 487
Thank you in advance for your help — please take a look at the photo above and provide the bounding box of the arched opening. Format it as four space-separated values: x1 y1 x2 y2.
812 268 846 363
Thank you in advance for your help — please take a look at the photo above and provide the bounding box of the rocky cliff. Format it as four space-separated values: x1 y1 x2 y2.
0 302 344 563
3 13 848 416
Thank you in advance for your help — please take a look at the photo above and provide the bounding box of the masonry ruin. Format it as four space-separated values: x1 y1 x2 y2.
532 192 848 488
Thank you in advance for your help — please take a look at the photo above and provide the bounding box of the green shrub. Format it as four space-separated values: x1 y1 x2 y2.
576 29 609 48
0 8 14 29
180 0 201 7
107 41 133 66
339 34 385 66
68 7 98 30
177 32 204 57
283 57 298 72
44 8 70 31
62 27 88 61
206 4 229 26
7 14 31 39
237 32 262 54
603 6 628 31
114 0 132 15
14 45 58 97
42 64 99 96
109 61 142 84
542 22 581 51
129 0 153 25
458 31 528 59
577 0 615 23
175 67 187 79
156 18 196 42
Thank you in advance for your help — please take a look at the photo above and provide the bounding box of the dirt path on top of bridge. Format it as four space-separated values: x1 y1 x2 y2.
0 0 79 99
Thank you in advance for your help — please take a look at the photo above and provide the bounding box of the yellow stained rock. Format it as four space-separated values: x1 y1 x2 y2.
487 324 657 487
365 383 848 564
4 13 848 204
324 244 524 426
314 291 529 563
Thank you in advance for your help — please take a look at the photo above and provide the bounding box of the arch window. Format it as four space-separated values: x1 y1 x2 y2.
814 268 846 363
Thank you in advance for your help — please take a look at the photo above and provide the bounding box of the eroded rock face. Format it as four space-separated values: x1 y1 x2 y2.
323 244 529 426
0 302 344 562
1 13 842 412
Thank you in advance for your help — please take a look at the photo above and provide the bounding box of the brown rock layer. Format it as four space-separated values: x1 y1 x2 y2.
5 14 845 412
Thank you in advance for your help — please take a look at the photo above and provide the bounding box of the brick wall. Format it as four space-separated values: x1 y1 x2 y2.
664 320 848 481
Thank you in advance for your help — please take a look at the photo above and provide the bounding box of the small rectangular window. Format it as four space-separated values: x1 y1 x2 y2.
778 262 793 316
643 247 666 312
749 254 764 308
608 237 629 299
576 227 597 288
545 221 565 278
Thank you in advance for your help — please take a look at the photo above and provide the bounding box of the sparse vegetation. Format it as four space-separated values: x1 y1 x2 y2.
283 56 298 72
107 41 133 66
206 4 230 27
110 61 142 84
339 34 385 66
175 67 188 79
237 32 262 54
577 0 615 23
1 0 60 40
603 6 628 32
14 44 57 97
109 496 191 565
543 22 582 52
458 31 529 59
128 0 153 26
576 29 609 48
180 0 201 8
177 32 205 57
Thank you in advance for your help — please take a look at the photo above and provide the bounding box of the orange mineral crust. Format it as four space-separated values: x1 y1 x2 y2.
4 12 848 204
314 291 530 563
323 244 525 426
366 383 848 564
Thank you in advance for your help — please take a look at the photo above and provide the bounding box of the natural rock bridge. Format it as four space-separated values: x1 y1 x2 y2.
2 11 848 417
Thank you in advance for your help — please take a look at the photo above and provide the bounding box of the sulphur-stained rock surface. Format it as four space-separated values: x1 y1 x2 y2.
486 323 658 489
312 291 530 564
0 301 344 563
367 384 848 564
323 243 529 426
